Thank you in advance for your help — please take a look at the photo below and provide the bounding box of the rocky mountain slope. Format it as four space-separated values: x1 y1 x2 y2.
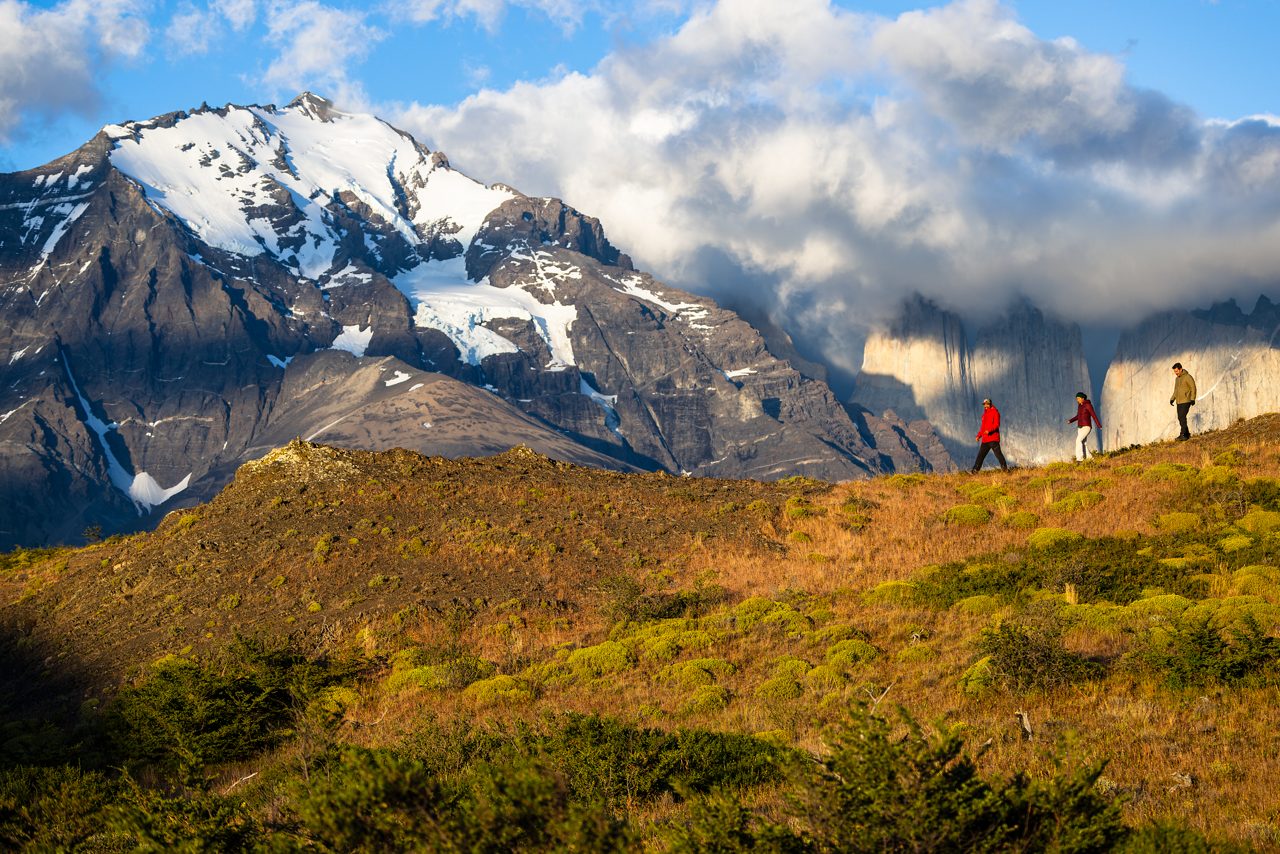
856 296 1093 466
1101 296 1280 448
0 94 939 548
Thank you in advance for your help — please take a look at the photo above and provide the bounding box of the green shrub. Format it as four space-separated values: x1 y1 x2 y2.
1156 512 1200 534
464 675 535 706
864 581 917 605
944 504 991 526
958 656 996 696
662 657 737 688
0 766 118 851
885 473 926 489
1027 527 1083 550
805 664 847 690
754 676 803 701
1143 462 1198 482
788 530 813 544
792 708 1127 851
1198 465 1239 486
109 781 261 850
770 656 813 680
977 621 1105 690
107 638 360 775
1113 464 1144 476
825 639 879 669
1050 491 1104 513
1004 511 1040 529
1212 448 1246 467
1141 614 1280 688
682 684 732 714
1218 533 1254 553
1237 508 1280 535
389 655 497 692
953 595 1002 615
896 645 938 663
566 641 636 679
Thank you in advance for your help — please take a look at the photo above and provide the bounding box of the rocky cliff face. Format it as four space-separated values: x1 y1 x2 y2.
855 296 1093 466
1101 297 1280 448
0 93 907 548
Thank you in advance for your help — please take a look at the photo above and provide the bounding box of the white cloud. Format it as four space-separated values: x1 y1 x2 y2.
166 0 257 55
392 0 597 32
0 0 150 141
261 0 384 106
390 0 1280 385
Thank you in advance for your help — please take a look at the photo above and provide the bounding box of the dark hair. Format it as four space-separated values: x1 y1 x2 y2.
1075 392 1087 400
1172 362 1183 370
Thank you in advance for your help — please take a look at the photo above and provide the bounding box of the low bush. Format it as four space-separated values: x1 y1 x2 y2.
944 504 991 526
977 621 1106 690
106 638 363 775
1141 614 1280 689
792 707 1127 852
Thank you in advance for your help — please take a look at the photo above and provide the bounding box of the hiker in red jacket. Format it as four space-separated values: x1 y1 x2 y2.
971 398 1008 473
1067 391 1101 462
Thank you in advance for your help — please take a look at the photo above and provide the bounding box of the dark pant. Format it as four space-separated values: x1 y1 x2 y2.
972 441 1008 472
1176 402 1192 438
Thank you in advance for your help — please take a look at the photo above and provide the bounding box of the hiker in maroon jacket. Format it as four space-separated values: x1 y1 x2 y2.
1067 392 1101 462
971 398 1008 473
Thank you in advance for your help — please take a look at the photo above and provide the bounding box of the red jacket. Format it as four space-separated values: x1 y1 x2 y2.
1069 400 1101 429
977 406 1000 443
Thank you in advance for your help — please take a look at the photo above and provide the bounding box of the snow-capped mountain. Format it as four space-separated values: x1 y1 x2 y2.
0 93 937 548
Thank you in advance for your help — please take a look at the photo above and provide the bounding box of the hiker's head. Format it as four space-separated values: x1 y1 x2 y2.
982 398 992 409
1172 362 1184 375
1076 392 1087 402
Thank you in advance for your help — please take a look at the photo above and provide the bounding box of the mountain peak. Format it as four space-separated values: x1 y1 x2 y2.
287 91 338 121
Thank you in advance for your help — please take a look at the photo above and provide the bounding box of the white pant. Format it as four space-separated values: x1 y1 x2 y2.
1076 425 1093 461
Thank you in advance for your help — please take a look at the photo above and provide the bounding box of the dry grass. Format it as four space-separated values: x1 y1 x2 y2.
4 417 1280 844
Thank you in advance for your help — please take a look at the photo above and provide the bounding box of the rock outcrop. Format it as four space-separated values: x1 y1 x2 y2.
855 296 1093 466
1100 297 1280 448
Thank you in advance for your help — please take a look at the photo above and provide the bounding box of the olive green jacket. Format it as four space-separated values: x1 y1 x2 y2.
1170 371 1197 405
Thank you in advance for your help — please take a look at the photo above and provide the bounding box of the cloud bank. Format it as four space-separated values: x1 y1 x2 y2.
389 0 1280 383
0 0 150 142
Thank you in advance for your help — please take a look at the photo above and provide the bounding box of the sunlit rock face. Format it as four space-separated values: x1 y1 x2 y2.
855 296 1093 466
1101 297 1280 448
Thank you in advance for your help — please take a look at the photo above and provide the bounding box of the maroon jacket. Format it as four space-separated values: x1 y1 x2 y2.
976 406 1000 443
1069 400 1101 429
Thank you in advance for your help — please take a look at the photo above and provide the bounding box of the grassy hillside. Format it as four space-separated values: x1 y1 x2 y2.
2 416 1279 850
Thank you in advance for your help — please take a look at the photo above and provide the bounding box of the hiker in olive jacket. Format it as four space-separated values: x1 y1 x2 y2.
1169 362 1197 441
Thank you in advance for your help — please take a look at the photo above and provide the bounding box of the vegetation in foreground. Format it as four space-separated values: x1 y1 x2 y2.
2 416 1280 849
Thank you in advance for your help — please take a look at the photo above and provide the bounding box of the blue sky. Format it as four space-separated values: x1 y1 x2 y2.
3 0 1277 170
4 0 1280 383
